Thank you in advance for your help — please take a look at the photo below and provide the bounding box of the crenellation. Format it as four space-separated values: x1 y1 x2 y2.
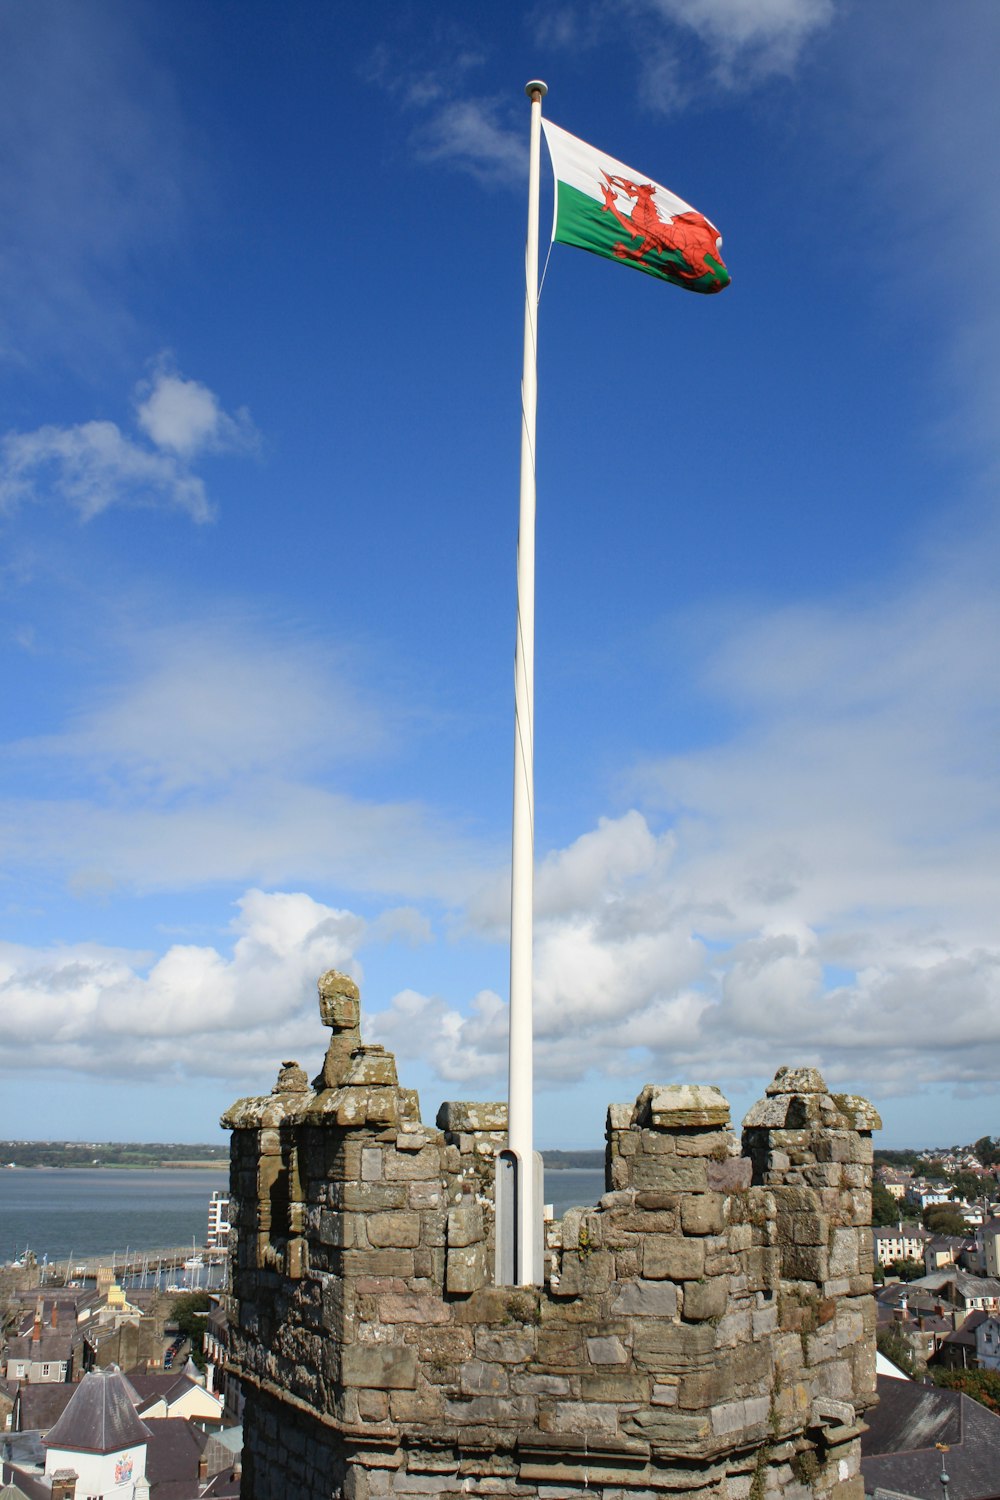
222 969 881 1500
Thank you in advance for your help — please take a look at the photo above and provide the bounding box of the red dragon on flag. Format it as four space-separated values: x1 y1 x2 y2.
599 172 724 287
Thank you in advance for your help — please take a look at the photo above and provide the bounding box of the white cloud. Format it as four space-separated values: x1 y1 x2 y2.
0 419 211 523
136 367 258 459
0 365 257 523
640 0 835 84
0 890 364 1084
412 98 526 185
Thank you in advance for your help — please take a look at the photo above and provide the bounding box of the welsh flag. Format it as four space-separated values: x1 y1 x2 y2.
541 120 730 295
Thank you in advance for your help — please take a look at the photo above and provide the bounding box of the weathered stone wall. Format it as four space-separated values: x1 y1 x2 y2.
223 971 880 1500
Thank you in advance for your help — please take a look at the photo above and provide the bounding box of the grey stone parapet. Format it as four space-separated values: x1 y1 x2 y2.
221 970 881 1500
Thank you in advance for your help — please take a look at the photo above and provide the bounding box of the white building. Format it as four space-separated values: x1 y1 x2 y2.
207 1189 231 1249
43 1366 150 1498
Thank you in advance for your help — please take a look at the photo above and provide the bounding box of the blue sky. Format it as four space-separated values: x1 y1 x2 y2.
2 0 999 1152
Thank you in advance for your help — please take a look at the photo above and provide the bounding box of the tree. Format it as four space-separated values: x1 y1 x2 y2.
949 1171 985 1203
974 1136 1000 1168
932 1368 1000 1414
877 1323 920 1378
922 1204 969 1236
885 1259 925 1282
872 1180 902 1227
170 1292 211 1371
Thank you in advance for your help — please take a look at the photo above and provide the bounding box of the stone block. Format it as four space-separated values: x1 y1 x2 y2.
408 1181 444 1210
512 1372 571 1396
580 1372 649 1401
609 1280 678 1318
643 1236 705 1281
384 1145 442 1181
539 1402 619 1439
829 1228 860 1277
632 1158 708 1193
460 1360 509 1395
710 1396 770 1437
634 1084 731 1130
633 1322 715 1373
361 1147 383 1182
367 1212 421 1248
358 1387 390 1422
340 1249 416 1279
681 1193 725 1235
782 1244 828 1282
379 1293 451 1325
624 1408 712 1446
651 1382 679 1406
555 1249 613 1297
475 1329 535 1364
443 1394 535 1426
342 1344 417 1389
447 1204 484 1248
586 1335 628 1365
682 1278 728 1322
436 1101 508 1133
446 1242 487 1295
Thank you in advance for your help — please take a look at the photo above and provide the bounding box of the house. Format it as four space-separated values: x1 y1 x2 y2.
878 1168 913 1200
974 1313 1000 1371
4 1305 73 1386
909 1268 1000 1322
126 1371 224 1430
863 1372 1000 1500
924 1234 968 1273
976 1217 1000 1277
873 1222 929 1267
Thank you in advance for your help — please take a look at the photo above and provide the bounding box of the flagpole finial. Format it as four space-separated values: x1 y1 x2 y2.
525 80 548 100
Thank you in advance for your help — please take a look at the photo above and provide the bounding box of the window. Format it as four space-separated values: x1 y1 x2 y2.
42 1363 50 1376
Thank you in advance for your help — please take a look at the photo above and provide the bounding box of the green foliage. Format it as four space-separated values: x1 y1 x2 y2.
949 1171 986 1203
925 1158 947 1177
875 1149 921 1167
975 1136 1000 1167
922 1204 969 1236
885 1258 925 1282
0 1140 227 1169
872 1180 902 1227
171 1291 212 1339
877 1323 921 1378
932 1368 1000 1414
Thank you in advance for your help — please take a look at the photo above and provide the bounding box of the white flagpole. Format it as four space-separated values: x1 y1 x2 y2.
507 78 547 1286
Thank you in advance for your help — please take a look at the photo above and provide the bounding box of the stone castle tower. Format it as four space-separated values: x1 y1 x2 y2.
222 970 881 1500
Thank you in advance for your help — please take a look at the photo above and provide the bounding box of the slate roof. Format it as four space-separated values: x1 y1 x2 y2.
126 1371 202 1412
44 1367 150 1454
13 1381 75 1432
143 1414 208 1482
862 1374 1000 1500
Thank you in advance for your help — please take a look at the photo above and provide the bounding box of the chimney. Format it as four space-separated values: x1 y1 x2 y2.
198 1455 208 1480
33 1298 43 1343
50 1469 78 1500
52 1301 59 1328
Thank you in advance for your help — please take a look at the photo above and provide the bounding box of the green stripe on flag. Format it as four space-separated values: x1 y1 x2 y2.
555 182 729 294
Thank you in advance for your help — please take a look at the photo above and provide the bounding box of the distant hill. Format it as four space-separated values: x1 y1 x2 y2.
0 1140 228 1170
541 1150 604 1170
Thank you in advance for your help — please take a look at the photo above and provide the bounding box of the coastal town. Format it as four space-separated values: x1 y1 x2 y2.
6 1130 1000 1499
